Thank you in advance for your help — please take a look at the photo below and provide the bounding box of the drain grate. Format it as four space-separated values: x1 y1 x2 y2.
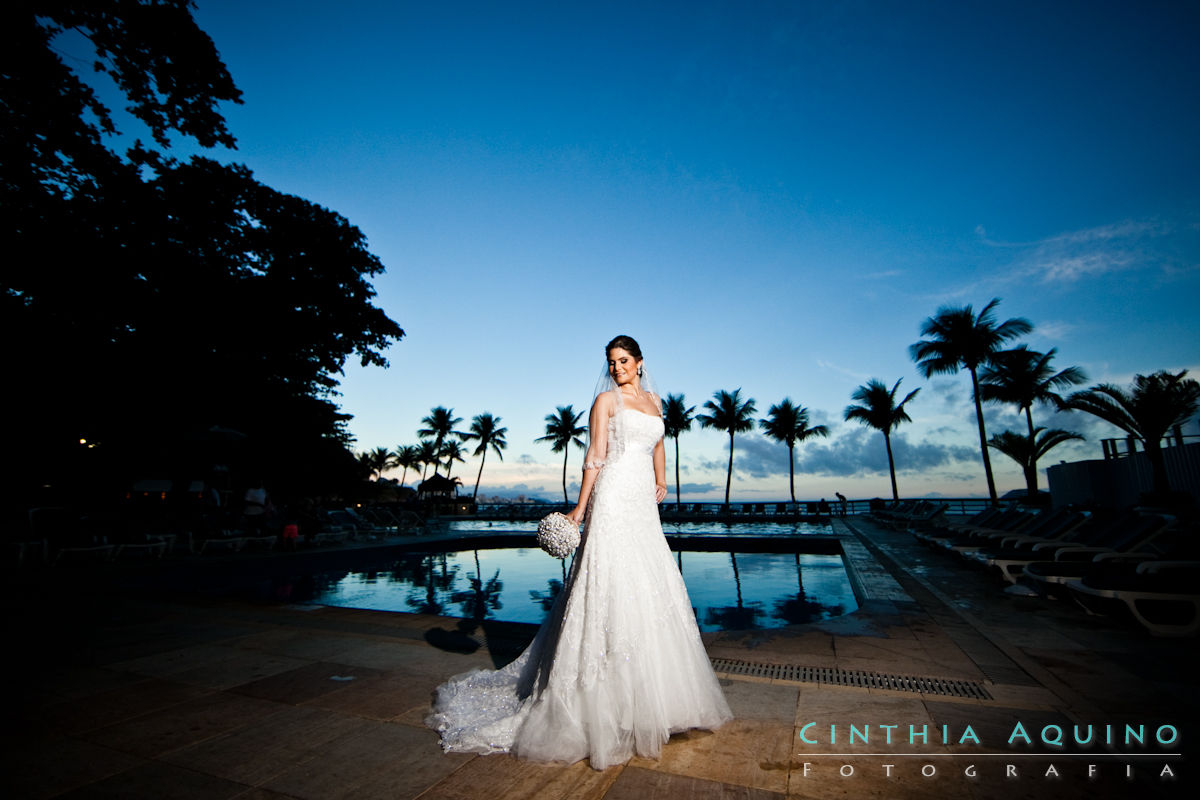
710 658 991 699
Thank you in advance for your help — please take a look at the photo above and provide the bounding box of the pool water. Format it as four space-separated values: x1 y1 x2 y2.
307 540 857 632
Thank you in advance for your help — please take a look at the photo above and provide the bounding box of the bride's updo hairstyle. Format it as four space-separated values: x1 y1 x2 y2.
606 334 642 360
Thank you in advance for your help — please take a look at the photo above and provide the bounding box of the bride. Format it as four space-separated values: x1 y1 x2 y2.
424 335 734 770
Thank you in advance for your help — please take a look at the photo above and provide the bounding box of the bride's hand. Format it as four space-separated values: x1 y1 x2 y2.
565 506 585 525
654 483 668 504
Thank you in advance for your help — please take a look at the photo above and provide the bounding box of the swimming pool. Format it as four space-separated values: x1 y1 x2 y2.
305 523 858 631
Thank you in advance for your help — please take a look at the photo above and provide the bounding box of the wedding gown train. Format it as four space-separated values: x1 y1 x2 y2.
424 406 734 770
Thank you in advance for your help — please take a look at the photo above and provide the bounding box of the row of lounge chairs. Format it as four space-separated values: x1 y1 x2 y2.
10 505 427 565
869 500 949 531
913 505 1200 637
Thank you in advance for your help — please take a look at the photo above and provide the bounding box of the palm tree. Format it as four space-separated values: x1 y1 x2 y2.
418 406 464 475
1061 370 1200 497
980 346 1087 438
910 298 1032 502
416 440 439 480
536 405 587 503
393 445 421 488
463 413 508 500
696 389 757 508
441 440 467 479
361 446 396 481
662 394 695 506
988 428 1084 497
759 398 830 503
843 378 920 501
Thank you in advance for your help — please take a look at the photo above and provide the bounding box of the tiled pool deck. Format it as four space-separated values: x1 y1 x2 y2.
3 517 1195 799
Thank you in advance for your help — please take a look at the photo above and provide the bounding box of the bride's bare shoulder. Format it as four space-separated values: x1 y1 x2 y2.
591 391 615 416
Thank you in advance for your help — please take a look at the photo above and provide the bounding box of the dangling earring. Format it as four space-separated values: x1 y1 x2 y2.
637 366 643 377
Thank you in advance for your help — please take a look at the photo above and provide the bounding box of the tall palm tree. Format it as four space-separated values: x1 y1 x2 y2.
361 446 396 481
662 394 695 506
416 439 439 481
536 405 587 503
980 346 1087 438
393 445 421 488
440 440 467 479
844 378 920 501
418 406 464 475
1061 370 1200 496
759 399 830 503
910 298 1032 502
463 413 508 500
696 389 757 508
988 428 1084 497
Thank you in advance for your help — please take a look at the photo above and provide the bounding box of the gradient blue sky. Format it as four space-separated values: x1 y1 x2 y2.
95 0 1200 499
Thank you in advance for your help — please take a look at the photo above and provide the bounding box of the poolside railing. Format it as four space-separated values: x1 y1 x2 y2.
469 498 994 521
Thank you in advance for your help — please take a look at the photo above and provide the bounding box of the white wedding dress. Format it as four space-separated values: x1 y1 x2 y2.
424 405 734 770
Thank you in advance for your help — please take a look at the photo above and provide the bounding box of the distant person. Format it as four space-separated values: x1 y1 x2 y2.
835 492 848 517
425 334 732 769
817 498 832 515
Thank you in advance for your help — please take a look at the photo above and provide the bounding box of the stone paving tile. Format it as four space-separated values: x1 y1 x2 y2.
3 733 145 799
606 765 785 799
55 759 253 799
788 759 973 799
400 749 622 800
628 718 794 793
112 643 312 690
720 678 799 724
80 691 289 759
229 661 384 705
301 671 436 721
228 629 367 662
160 705 365 786
39 676 212 736
261 718 471 800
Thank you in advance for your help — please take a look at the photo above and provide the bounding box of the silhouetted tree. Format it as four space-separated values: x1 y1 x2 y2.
394 445 421 488
759 399 829 503
662 394 695 506
417 440 440 481
2 2 404 502
440 440 467 480
1062 370 1200 497
419 407 464 476
980 346 1087 438
910 299 1032 502
844 379 920 501
462 413 508 500
988 428 1083 497
361 447 396 481
697 389 757 507
536 406 586 503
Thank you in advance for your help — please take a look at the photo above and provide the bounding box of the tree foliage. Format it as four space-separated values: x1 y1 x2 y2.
697 388 757 507
2 1 404 503
1062 370 1200 496
844 379 919 501
910 298 1032 502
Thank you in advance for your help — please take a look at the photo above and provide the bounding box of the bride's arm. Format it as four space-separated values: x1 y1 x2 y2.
651 392 667 503
653 437 667 503
566 392 612 524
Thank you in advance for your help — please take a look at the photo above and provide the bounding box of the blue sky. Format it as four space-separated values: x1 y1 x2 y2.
94 0 1200 500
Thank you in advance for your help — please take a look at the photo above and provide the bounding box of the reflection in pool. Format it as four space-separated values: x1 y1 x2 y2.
307 543 857 632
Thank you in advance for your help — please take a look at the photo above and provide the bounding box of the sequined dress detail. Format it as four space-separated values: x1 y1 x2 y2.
424 407 734 770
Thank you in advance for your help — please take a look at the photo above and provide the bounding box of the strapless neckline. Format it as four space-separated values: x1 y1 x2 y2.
618 407 661 420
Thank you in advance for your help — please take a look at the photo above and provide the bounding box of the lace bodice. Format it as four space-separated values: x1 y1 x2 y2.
606 408 663 460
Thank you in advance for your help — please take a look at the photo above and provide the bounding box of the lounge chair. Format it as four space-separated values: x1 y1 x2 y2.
1020 523 1195 598
960 510 1151 584
1066 556 1200 637
34 507 119 565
